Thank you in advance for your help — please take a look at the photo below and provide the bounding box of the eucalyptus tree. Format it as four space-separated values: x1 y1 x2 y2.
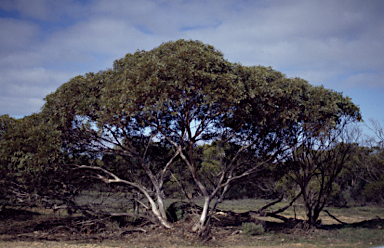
43 39 361 234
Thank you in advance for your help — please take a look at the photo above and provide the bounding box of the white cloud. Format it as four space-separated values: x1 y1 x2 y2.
0 67 77 115
340 72 383 90
0 95 45 116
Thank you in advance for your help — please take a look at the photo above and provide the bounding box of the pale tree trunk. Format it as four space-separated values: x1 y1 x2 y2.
153 183 170 226
157 194 168 220
191 196 211 233
200 196 210 226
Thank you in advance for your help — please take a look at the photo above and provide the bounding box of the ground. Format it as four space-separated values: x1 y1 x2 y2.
1 200 384 248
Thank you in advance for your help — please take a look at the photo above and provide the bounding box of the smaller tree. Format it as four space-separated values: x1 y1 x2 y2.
284 118 360 225
0 113 82 210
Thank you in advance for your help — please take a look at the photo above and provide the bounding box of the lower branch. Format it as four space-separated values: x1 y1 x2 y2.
257 195 283 213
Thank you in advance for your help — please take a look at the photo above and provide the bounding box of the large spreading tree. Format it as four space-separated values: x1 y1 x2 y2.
42 39 361 233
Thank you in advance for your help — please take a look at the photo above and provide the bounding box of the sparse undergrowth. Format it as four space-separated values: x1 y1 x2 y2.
242 222 265 236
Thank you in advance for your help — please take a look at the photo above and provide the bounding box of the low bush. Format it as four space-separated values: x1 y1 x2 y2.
242 222 265 236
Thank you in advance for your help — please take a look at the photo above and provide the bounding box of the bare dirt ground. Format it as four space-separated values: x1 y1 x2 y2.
0 239 375 248
1 207 383 248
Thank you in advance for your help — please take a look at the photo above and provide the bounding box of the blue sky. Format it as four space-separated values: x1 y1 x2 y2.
1 0 383 138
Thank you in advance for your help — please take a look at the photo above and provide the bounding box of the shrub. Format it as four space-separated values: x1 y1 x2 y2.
242 222 265 236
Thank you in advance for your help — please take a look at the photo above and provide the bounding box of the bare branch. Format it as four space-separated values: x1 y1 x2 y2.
270 191 302 215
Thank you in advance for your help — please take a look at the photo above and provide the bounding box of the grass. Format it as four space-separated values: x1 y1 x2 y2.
242 222 265 236
73 191 384 225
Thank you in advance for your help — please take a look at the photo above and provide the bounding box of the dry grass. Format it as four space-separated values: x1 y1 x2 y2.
211 198 384 225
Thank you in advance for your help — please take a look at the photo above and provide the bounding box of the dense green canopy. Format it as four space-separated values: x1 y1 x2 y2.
44 40 360 150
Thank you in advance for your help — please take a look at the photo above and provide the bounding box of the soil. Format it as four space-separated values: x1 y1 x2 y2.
0 208 382 248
